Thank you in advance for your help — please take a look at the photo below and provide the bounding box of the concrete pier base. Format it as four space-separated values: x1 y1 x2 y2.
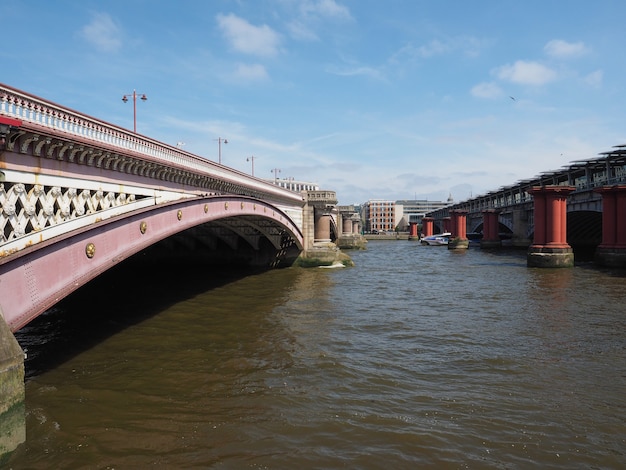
0 310 25 461
448 238 469 250
594 246 626 268
296 242 355 267
336 235 367 250
480 239 502 249
527 246 574 268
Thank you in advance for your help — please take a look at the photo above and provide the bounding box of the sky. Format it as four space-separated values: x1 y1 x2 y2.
3 0 626 205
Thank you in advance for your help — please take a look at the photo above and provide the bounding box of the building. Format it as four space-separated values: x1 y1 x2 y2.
395 197 452 230
362 200 398 233
362 197 452 232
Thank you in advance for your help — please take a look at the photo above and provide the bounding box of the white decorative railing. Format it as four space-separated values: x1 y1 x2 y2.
0 83 303 204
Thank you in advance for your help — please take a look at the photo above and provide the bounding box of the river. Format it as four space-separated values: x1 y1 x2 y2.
7 242 626 468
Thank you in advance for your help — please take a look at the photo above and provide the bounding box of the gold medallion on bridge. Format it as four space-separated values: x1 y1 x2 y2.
225 202 229 210
253 203 256 211
241 202 244 209
177 210 183 220
139 221 147 234
204 204 208 213
85 242 96 259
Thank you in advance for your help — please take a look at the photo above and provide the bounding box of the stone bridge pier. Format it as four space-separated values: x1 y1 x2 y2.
336 209 366 250
299 191 356 266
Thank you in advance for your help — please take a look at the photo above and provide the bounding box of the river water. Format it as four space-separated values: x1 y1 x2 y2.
7 242 626 469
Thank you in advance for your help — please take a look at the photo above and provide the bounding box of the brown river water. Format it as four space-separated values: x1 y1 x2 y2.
6 241 626 469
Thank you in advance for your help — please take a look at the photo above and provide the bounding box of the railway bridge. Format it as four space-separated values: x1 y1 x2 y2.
422 147 626 267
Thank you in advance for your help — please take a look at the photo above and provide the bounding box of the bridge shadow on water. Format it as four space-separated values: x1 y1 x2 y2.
15 251 270 381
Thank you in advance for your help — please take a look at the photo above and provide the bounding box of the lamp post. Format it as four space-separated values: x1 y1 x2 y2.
214 137 228 164
122 90 147 133
247 155 256 176
271 168 281 182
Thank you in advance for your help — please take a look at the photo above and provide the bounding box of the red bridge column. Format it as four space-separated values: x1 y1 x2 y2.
408 222 419 240
594 185 626 267
480 209 501 249
448 210 469 250
422 217 434 237
527 185 575 267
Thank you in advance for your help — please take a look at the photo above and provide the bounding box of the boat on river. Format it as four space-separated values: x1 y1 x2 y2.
420 232 451 246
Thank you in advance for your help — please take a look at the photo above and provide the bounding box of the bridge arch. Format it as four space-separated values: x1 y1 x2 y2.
0 195 303 332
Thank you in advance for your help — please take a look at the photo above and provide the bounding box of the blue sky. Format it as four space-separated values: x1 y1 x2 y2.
3 1 626 205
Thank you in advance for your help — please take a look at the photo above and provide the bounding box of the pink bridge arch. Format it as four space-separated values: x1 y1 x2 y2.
0 195 303 332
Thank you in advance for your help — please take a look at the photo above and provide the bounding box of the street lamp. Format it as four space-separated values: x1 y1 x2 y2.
247 155 256 176
214 137 228 164
271 168 281 182
122 89 147 133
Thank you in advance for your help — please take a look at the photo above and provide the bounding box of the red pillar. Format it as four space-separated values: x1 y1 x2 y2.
527 185 575 267
482 210 499 241
449 210 467 239
422 217 434 237
409 222 418 237
529 186 573 248
481 210 501 249
594 185 626 267
448 210 469 250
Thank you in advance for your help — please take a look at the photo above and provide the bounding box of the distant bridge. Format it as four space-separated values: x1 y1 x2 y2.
425 147 626 249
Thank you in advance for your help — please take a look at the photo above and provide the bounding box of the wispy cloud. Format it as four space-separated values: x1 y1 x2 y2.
216 13 282 57
544 39 590 59
79 12 122 53
494 60 557 86
286 20 319 41
233 63 269 81
391 36 488 64
299 0 352 21
583 69 603 88
326 64 384 80
471 82 503 99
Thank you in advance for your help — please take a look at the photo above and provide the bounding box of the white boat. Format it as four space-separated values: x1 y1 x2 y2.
420 232 451 246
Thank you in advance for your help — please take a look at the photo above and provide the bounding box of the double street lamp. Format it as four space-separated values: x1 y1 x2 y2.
122 90 147 133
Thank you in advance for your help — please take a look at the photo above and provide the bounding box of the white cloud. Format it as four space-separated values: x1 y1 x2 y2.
494 60 557 86
544 39 590 59
326 64 383 80
233 63 269 81
216 13 282 57
584 69 603 88
300 0 352 20
471 82 503 99
79 12 122 53
287 20 319 41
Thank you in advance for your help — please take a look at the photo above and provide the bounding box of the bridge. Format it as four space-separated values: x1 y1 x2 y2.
421 147 626 261
0 83 364 450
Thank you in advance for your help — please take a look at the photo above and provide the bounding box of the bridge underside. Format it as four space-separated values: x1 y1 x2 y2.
0 196 303 332
469 211 602 253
